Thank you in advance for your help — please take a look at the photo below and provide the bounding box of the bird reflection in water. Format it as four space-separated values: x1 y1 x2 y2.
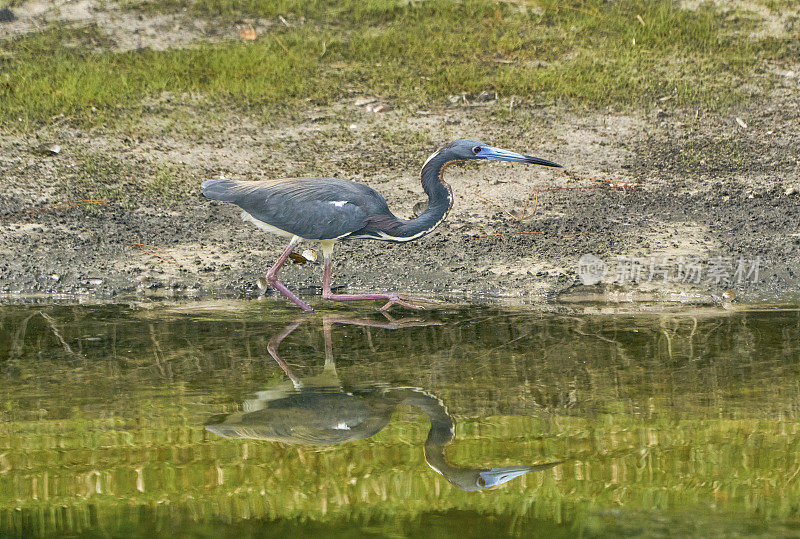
206 315 561 491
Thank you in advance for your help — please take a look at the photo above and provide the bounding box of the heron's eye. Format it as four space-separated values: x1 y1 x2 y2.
473 146 482 154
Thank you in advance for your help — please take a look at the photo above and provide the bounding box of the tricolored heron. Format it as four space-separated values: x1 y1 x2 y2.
201 139 561 311
205 316 561 491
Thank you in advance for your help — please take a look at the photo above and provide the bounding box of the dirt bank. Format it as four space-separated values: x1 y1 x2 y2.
1 89 799 308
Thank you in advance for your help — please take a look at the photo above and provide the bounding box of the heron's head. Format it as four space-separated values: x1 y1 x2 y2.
446 139 562 168
440 464 559 492
476 466 540 489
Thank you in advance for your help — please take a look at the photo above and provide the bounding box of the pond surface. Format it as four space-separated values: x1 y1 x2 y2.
2 302 800 537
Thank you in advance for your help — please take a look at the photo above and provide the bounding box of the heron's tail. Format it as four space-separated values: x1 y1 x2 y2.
201 179 248 202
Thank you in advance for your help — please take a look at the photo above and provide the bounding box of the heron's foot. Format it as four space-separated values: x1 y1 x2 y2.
379 312 425 326
322 291 440 311
323 312 441 329
267 275 314 312
379 294 441 311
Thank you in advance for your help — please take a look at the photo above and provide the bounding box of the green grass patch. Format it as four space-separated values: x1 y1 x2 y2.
144 164 191 203
70 148 134 209
0 0 793 125
48 147 195 209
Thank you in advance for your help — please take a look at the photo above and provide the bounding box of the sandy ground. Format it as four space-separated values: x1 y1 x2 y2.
1 2 799 309
0 0 276 50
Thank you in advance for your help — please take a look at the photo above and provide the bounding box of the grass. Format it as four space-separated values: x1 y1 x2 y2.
0 0 794 127
145 164 191 203
32 147 196 210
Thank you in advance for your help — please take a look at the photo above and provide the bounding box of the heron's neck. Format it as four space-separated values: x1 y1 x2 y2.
388 388 459 478
395 151 454 240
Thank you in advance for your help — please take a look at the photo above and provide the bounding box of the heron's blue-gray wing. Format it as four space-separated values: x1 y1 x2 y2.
202 178 385 240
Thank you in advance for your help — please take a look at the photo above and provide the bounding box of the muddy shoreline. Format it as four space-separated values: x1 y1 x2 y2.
2 96 799 309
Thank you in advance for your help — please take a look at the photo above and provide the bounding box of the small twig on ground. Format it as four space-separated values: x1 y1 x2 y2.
126 235 178 265
272 35 290 54
519 188 539 221
474 174 638 225
31 199 110 214
519 192 530 221
471 171 640 239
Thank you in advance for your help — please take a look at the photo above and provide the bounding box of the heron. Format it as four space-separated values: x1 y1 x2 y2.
206 316 562 491
201 139 561 311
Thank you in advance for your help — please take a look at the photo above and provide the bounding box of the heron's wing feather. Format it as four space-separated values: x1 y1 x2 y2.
202 178 386 240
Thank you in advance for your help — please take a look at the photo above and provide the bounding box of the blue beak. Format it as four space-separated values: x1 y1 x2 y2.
478 464 556 488
482 146 562 168
478 466 533 488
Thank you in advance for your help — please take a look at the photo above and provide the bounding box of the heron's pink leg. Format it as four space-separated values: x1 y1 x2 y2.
321 251 435 311
266 236 313 312
266 319 304 385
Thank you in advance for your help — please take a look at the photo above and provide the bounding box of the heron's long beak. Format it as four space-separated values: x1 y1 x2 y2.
483 146 562 168
478 462 561 488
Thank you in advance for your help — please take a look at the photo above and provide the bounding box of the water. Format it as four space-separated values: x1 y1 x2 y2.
2 302 800 537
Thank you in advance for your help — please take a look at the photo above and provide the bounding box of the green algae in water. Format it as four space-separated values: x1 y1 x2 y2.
2 303 800 537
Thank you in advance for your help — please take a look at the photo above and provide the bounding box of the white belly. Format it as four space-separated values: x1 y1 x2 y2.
241 211 297 239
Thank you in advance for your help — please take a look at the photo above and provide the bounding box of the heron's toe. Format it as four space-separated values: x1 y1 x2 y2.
380 295 428 311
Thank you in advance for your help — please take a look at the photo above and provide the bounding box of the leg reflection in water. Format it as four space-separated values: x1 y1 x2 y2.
206 314 562 491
